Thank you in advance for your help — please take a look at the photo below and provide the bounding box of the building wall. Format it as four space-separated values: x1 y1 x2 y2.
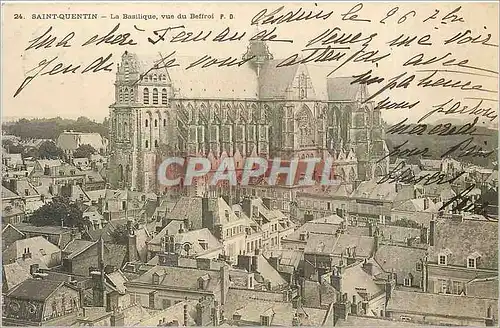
42 285 81 321
387 310 488 326
108 52 389 193
126 285 215 310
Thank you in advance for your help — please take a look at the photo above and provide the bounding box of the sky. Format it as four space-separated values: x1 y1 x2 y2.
2 2 498 128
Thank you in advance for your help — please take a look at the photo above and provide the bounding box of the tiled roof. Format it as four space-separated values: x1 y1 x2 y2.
387 290 497 319
174 228 223 256
2 185 20 199
2 262 32 292
7 278 65 301
3 236 61 263
63 239 95 258
466 276 498 300
429 219 498 269
135 300 198 326
304 233 375 258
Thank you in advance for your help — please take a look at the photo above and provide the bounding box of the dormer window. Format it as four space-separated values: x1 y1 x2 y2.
467 252 481 269
438 255 447 265
152 272 160 285
438 249 452 266
261 315 270 326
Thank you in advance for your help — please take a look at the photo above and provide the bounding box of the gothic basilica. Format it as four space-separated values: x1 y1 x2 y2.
108 39 389 195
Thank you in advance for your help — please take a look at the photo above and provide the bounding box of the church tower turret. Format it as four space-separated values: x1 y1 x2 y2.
242 27 273 77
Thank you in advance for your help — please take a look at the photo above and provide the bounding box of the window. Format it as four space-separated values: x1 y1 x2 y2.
438 255 447 265
153 88 158 104
162 299 171 309
143 88 149 104
152 273 160 285
404 278 411 286
163 118 167 127
162 88 168 104
416 262 422 272
145 119 149 127
155 140 158 148
145 140 149 148
467 258 476 269
261 315 270 326
124 88 129 102
124 62 129 81
452 281 464 295
154 119 158 127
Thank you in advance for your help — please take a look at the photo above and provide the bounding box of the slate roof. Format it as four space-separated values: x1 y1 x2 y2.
128 265 221 292
7 278 66 301
378 226 421 243
131 53 258 99
304 233 375 258
258 60 299 99
375 245 427 285
225 288 328 326
392 198 437 212
254 254 287 288
164 197 204 229
63 239 95 258
322 263 383 302
135 300 198 326
351 179 399 201
387 290 497 320
326 77 363 101
56 131 105 151
262 249 303 269
429 219 498 269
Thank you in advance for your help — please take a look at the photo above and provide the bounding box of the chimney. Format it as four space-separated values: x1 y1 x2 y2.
351 295 358 315
220 265 229 305
330 266 343 292
183 303 188 326
242 198 252 218
157 195 161 207
332 297 349 324
183 218 190 231
429 219 436 246
420 225 428 244
423 198 429 210
385 273 396 302
127 220 138 263
362 259 373 276
251 254 259 272
22 247 32 259
202 197 215 231
30 263 39 275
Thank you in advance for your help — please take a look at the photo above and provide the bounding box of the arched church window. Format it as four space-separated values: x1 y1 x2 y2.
123 122 128 139
163 118 167 127
145 119 149 127
143 88 149 104
129 89 134 103
124 62 130 81
153 74 158 82
155 140 158 148
153 88 158 104
154 119 158 127
124 88 129 102
145 140 149 148
162 88 168 105
119 88 123 102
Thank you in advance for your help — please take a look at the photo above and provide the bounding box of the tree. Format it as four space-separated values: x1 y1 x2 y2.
109 224 129 245
73 144 96 158
30 196 87 229
38 141 64 159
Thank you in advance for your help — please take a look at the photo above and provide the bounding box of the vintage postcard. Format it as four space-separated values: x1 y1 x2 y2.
1 1 498 327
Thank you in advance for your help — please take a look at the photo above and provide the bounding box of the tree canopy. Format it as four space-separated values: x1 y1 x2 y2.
73 144 97 158
30 196 87 230
38 141 65 159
